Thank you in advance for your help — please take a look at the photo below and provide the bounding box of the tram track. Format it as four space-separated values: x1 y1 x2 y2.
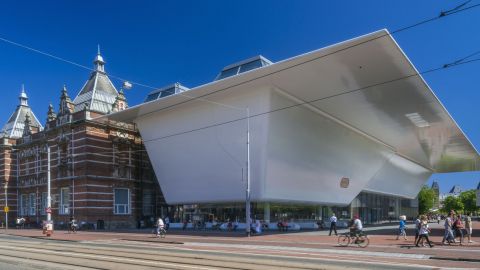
0 237 335 270
2 234 479 270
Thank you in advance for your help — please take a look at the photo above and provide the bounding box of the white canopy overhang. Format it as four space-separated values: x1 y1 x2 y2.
102 29 479 204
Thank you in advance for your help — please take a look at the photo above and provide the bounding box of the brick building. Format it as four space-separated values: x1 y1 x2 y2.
0 51 165 229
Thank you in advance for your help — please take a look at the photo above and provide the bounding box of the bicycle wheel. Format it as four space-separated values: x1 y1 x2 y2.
337 234 350 246
356 235 369 248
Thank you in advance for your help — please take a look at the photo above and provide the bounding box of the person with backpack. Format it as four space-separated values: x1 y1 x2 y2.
453 214 464 245
416 215 433 248
442 211 455 245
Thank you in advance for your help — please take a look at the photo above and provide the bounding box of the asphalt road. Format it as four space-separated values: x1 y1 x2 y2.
0 233 444 270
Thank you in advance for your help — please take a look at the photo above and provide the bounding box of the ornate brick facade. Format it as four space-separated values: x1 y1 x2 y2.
0 52 165 229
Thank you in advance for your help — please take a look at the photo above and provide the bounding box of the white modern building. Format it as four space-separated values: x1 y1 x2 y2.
105 29 479 224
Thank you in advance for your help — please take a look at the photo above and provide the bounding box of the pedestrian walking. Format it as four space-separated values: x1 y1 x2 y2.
396 215 407 240
414 215 421 244
442 211 455 245
416 216 433 248
453 214 464 245
465 213 473 243
164 216 170 230
329 213 338 236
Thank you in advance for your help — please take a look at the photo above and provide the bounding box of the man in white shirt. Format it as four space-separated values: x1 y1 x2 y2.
329 213 338 236
351 215 363 237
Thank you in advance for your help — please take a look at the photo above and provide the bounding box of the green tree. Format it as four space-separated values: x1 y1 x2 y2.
459 190 478 214
418 186 435 214
442 196 464 214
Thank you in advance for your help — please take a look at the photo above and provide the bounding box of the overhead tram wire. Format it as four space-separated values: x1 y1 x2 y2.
140 53 480 144
0 1 478 114
108 0 480 123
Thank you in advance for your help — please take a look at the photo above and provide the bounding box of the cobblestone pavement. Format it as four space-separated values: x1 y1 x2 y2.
1 222 479 269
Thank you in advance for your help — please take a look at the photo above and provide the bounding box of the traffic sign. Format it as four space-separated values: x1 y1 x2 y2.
4 206 9 213
46 207 52 214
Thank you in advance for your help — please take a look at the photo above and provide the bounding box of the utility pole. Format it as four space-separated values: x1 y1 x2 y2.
245 108 251 237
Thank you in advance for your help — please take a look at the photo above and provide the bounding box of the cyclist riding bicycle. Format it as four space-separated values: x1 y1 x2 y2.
156 217 165 237
350 215 363 240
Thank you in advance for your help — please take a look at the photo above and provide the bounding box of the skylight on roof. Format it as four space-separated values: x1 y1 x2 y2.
215 55 272 81
144 83 189 103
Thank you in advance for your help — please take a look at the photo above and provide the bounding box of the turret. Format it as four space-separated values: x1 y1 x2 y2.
23 113 32 136
47 103 57 122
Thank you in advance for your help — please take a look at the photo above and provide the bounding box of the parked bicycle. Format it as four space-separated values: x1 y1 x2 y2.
338 231 369 248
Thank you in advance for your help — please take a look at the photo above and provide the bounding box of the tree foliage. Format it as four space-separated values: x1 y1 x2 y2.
418 186 435 214
459 190 478 214
442 196 464 214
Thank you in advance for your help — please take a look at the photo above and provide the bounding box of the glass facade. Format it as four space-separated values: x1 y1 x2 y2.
163 191 418 225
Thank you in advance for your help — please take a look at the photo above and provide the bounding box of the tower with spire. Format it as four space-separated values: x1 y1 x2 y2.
0 49 147 230
72 47 125 115
1 86 43 138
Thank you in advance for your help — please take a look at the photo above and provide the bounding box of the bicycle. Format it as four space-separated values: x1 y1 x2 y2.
156 227 167 238
337 230 369 248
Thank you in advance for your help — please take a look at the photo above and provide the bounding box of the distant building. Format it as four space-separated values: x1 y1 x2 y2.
439 185 463 204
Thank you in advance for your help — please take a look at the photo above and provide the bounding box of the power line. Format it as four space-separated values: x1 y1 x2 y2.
141 56 480 144
0 1 478 150
0 1 477 96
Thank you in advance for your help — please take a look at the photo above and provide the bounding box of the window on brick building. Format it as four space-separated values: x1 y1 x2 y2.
114 188 130 215
60 187 70 215
20 194 28 216
29 193 36 216
41 192 47 215
142 190 153 216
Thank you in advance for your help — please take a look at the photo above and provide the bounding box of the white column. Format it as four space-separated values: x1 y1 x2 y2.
263 203 270 224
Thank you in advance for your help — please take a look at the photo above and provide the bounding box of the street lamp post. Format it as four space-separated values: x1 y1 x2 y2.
245 108 251 237
47 147 51 223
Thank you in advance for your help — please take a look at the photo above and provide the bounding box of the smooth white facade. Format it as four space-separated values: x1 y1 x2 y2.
106 30 479 206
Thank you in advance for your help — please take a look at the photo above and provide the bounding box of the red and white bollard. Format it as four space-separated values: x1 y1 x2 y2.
43 221 54 237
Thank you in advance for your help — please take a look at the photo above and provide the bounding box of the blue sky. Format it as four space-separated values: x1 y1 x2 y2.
0 1 478 193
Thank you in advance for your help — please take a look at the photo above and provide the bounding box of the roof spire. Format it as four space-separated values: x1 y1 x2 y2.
94 45 105 73
19 84 28 106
